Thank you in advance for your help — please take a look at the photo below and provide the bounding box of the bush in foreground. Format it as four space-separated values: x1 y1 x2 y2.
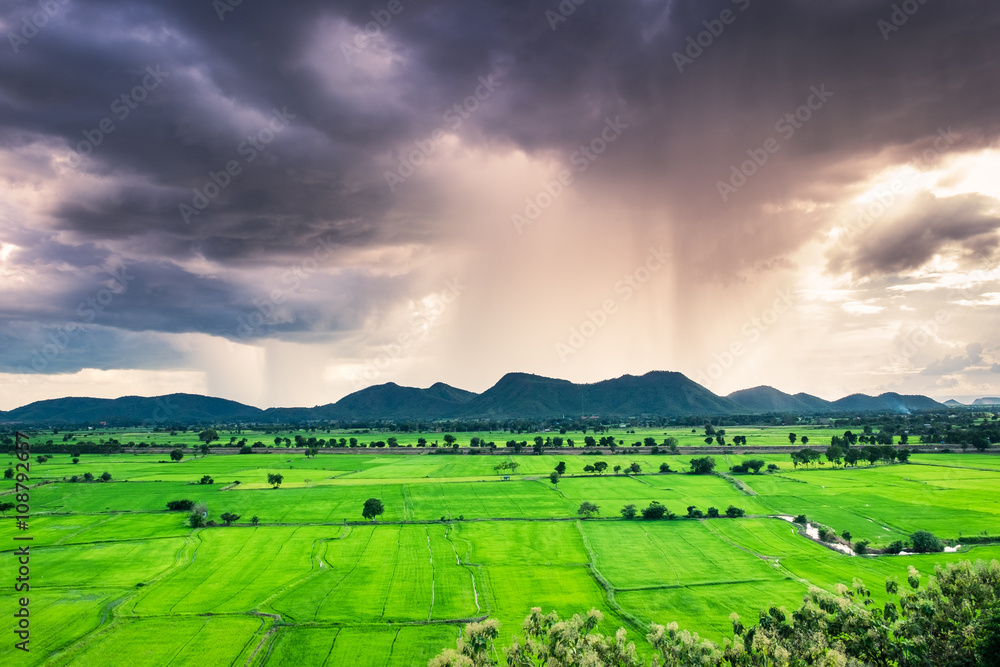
429 559 1000 667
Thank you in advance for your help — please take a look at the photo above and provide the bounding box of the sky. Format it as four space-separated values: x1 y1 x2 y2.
1 0 999 410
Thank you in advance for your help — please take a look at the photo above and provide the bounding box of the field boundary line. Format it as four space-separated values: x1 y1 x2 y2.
574 520 650 632
615 577 787 593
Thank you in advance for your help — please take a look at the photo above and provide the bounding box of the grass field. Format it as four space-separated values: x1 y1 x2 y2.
2 448 999 665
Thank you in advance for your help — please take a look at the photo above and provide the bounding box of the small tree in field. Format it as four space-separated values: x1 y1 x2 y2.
170 449 184 462
189 512 205 528
688 456 716 474
577 502 600 518
251 515 259 526
620 504 638 520
911 530 944 553
549 471 560 485
642 502 668 520
363 498 385 522
0 502 15 517
220 512 241 526
100 472 112 482
267 473 283 488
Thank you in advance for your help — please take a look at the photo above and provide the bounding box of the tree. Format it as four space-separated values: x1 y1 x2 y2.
170 449 184 462
100 471 112 482
3 468 12 479
189 512 205 528
200 475 214 484
362 497 384 522
658 462 671 473
613 465 622 474
897 448 912 463
853 539 870 554
620 504 638 520
578 502 600 518
864 446 880 465
555 461 567 475
885 540 905 554
198 429 219 444
745 459 765 474
72 457 80 464
686 505 704 518
594 461 608 475
911 530 944 553
704 436 714 445
251 515 259 526
0 502 15 517
83 472 94 482
239 445 253 454
167 500 195 511
641 501 668 520
800 435 809 446
688 456 716 474
788 432 797 444
220 512 241 526
844 448 863 466
549 471 560 485
267 473 283 488
707 507 720 518
629 462 641 474
443 434 457 446
826 444 844 465
725 505 745 518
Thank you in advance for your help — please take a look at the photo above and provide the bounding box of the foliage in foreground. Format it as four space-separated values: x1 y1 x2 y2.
429 559 1000 667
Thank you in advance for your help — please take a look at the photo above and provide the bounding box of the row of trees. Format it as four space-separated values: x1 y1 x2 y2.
791 445 912 467
430 559 1000 667
619 503 745 520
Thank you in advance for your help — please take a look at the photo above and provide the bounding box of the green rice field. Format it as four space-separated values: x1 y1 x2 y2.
2 448 999 665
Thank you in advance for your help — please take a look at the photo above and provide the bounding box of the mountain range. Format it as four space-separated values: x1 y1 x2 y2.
1 370 989 425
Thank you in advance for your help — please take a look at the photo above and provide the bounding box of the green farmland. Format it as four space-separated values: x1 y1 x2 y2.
3 449 999 666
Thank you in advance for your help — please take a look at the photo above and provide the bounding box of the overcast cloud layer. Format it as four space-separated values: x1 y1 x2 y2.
1 0 999 409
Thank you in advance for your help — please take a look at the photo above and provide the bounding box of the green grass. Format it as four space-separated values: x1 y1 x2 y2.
3 450 999 666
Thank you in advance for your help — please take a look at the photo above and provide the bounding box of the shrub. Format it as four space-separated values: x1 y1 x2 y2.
885 540 905 554
167 500 195 511
911 530 944 553
641 502 668 520
658 462 671 473
793 514 807 524
854 539 870 554
726 505 745 518
707 507 720 518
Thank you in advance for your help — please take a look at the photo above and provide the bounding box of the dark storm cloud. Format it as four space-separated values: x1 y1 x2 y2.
2 0 1000 354
829 193 1000 277
0 321 184 374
